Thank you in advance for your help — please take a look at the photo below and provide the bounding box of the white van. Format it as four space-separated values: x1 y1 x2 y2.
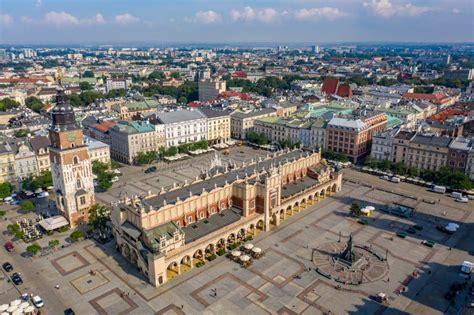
450 192 463 199
390 177 401 183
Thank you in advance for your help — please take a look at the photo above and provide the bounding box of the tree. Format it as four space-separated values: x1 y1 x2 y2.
83 70 95 78
0 98 20 111
25 97 44 113
136 151 157 165
23 170 53 191
70 230 85 242
148 70 165 80
26 243 42 256
20 200 35 211
79 81 93 91
48 239 60 248
178 96 187 104
88 204 110 231
0 182 12 198
92 161 114 191
7 223 24 239
14 129 29 138
171 72 181 79
350 201 362 217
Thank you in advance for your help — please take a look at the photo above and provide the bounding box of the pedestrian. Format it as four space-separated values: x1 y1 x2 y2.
387 278 390 282
181 305 184 310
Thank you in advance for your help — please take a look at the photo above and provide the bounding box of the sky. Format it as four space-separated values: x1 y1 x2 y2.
0 0 473 45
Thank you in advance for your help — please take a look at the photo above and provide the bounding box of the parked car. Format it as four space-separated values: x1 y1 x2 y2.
380 175 390 181
11 272 23 285
4 242 14 252
32 295 44 308
430 185 446 194
113 169 122 175
390 177 401 183
37 191 49 199
456 197 469 203
144 166 157 173
2 262 13 272
111 176 119 183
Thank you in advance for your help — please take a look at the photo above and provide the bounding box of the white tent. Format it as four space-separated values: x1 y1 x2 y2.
38 215 69 231
244 243 254 250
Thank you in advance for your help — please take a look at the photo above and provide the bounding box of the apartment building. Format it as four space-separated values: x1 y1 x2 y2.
29 135 51 174
84 136 111 165
197 107 232 145
230 108 277 140
106 78 132 93
391 131 416 164
109 121 164 164
151 109 207 147
111 98 158 120
198 79 226 102
325 112 387 163
370 128 399 161
447 137 472 173
406 134 452 172
0 143 15 183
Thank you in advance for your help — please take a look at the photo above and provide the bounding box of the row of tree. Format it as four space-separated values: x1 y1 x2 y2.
247 132 269 145
92 161 115 191
364 157 472 190
22 170 53 191
321 149 349 162
135 140 209 165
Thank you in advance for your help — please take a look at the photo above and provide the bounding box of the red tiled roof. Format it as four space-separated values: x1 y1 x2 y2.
0 77 51 84
429 108 469 122
217 91 252 101
94 121 116 133
232 71 247 78
187 101 201 107
403 92 450 105
321 78 339 95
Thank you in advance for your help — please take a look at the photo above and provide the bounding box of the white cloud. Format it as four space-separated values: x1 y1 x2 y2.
257 8 278 23
294 7 347 20
194 10 222 24
452 8 461 14
93 13 106 25
20 16 34 24
115 13 139 25
0 14 13 26
44 11 79 26
230 7 278 23
363 0 432 18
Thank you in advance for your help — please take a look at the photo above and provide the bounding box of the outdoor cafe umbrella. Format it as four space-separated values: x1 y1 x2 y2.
0 305 7 312
10 300 21 306
6 306 18 313
11 310 23 315
23 306 35 314
231 250 242 257
252 247 262 253
1 312 9 315
18 302 29 310
244 243 254 250
240 255 250 262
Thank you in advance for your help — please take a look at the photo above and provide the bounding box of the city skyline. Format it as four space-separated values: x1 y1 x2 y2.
0 0 473 44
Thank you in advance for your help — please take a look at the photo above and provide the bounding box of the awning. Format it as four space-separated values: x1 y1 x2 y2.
39 215 69 231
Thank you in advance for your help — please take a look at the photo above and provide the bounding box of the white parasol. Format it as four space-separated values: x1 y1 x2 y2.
23 306 35 314
18 302 29 310
244 243 254 250
0 305 7 312
240 255 250 262
252 247 262 253
231 250 242 257
10 300 21 306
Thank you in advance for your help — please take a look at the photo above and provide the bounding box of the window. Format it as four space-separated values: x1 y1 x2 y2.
76 179 82 189
79 196 86 205
73 156 80 164
187 216 193 224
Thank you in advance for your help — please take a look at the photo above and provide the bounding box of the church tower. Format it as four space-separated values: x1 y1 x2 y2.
49 83 95 227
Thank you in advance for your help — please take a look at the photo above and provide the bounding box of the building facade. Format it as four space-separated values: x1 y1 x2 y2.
198 107 232 145
198 79 226 102
405 134 451 172
0 143 15 183
109 120 164 165
151 109 207 148
230 109 277 140
111 149 342 287
325 112 387 163
49 87 95 227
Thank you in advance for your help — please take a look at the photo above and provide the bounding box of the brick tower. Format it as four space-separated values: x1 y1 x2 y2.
49 84 95 227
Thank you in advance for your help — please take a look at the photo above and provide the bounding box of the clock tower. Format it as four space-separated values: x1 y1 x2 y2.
49 85 95 227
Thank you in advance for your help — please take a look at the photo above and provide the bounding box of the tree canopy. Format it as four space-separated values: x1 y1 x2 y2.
0 98 20 111
25 96 44 113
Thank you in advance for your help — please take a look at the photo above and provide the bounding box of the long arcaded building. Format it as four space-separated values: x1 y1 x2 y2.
111 148 342 287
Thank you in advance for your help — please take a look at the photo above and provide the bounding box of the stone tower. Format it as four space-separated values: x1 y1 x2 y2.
49 85 95 227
